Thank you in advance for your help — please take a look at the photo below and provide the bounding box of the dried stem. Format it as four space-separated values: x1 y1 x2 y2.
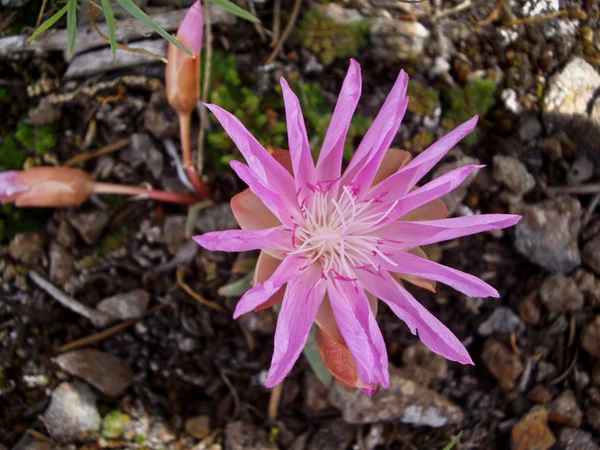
271 0 281 47
266 0 302 64
197 1 213 175
267 381 283 421
36 0 49 27
92 182 200 204
64 138 131 167
176 269 225 312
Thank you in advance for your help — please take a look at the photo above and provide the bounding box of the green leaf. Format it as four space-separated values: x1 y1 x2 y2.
442 431 463 450
101 0 118 57
66 0 77 56
218 272 254 297
303 326 333 386
206 0 259 23
27 5 68 44
115 0 192 55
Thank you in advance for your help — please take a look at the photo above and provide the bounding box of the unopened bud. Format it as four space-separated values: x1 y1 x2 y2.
0 167 95 207
166 1 203 115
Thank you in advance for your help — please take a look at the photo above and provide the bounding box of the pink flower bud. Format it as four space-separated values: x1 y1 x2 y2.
0 167 95 207
166 1 203 116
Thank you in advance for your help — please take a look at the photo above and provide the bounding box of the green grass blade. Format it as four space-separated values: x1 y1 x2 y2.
115 0 192 55
101 0 118 57
66 0 77 56
206 0 259 23
27 5 68 44
303 326 333 386
442 431 463 450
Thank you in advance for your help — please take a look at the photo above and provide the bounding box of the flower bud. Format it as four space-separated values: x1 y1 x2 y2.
316 328 377 396
0 167 95 207
166 1 203 116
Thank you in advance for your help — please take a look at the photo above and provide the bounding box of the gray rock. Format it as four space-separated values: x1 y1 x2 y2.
144 92 178 139
478 307 525 336
592 96 600 127
481 339 523 391
583 233 600 277
539 273 584 313
557 427 599 450
318 3 364 25
120 133 164 180
0 0 30 7
567 157 594 186
548 389 583 427
519 116 543 141
544 57 600 122
67 209 110 244
370 17 430 63
586 406 600 433
492 155 535 198
54 349 133 397
401 342 448 387
304 370 331 414
162 215 187 255
308 419 354 450
9 232 44 265
49 242 75 284
581 316 600 359
431 156 481 214
42 382 101 440
512 196 581 273
96 289 150 320
328 366 463 427
196 203 239 232
29 99 62 126
224 421 277 450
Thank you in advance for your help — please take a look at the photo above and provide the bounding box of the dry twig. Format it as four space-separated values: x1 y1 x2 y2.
176 269 225 312
197 1 213 175
266 0 302 64
267 381 283 421
64 138 131 167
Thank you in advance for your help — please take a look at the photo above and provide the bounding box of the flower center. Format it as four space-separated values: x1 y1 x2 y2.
287 185 398 279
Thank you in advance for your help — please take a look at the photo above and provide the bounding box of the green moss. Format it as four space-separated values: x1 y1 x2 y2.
405 131 434 154
102 410 130 438
441 78 497 144
298 7 370 66
0 88 11 104
0 205 48 241
407 81 440 116
98 225 134 256
0 136 26 171
15 121 58 155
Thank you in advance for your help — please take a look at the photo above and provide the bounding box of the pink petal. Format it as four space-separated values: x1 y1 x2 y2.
384 164 485 223
192 226 292 252
327 279 389 387
265 264 326 387
231 189 281 231
357 268 473 364
376 249 499 298
0 171 28 202
178 1 203 53
233 256 305 319
230 161 298 224
280 78 316 190
343 70 409 193
316 59 362 181
370 116 479 202
206 104 297 203
376 214 522 248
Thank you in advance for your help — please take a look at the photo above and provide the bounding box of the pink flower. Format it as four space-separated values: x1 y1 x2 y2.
193 59 521 393
166 0 203 116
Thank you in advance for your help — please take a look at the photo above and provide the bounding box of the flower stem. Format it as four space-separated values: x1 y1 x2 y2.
179 111 211 198
92 182 199 205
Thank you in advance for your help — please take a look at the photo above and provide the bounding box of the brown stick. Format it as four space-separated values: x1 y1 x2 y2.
64 138 131 167
265 0 302 64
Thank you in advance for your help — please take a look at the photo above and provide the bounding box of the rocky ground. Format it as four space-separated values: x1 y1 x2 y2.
1 0 600 449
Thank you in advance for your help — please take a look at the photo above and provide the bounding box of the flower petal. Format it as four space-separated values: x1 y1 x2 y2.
206 104 297 202
253 251 285 312
233 255 305 319
231 189 280 231
193 226 292 252
393 247 437 293
377 214 522 249
343 70 409 194
376 249 499 298
357 268 473 365
316 59 362 181
327 279 389 387
178 1 203 53
265 264 326 387
280 78 316 190
370 116 479 202
372 148 412 187
0 171 28 202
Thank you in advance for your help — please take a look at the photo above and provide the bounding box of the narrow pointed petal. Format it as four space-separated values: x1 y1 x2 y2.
233 256 305 319
206 104 297 201
253 251 285 311
377 249 499 298
394 247 437 293
343 70 409 193
280 78 316 190
178 1 203 52
370 116 479 202
357 269 473 365
372 148 412 187
231 189 280 231
265 265 326 387
327 279 389 387
316 59 362 181
193 226 292 252
384 164 485 222
376 214 522 248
